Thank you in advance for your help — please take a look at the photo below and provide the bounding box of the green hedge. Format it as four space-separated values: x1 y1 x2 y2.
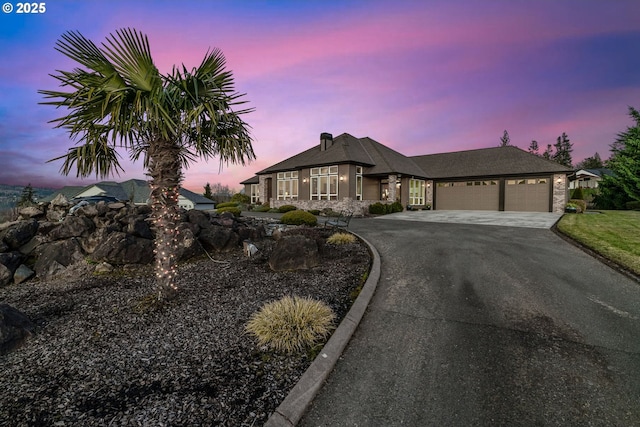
568 199 587 213
216 201 239 209
231 193 250 204
281 210 318 226
216 206 241 217
278 204 297 213
369 201 404 215
626 201 640 210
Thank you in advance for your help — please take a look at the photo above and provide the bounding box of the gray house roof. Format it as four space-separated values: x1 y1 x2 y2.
256 133 428 178
240 175 259 185
410 146 573 179
44 179 213 207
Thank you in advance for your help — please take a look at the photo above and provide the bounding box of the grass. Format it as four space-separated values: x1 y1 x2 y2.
245 295 335 354
557 210 640 275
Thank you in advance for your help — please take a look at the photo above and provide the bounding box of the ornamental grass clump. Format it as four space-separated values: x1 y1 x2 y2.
245 295 336 354
327 232 356 245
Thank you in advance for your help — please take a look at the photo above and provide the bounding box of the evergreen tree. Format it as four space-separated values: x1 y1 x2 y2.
552 132 573 167
17 183 35 207
203 182 214 200
528 140 539 155
597 107 640 206
499 130 510 147
575 152 604 170
542 144 553 160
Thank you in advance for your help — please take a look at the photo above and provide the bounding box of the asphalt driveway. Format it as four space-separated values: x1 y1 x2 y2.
300 218 640 426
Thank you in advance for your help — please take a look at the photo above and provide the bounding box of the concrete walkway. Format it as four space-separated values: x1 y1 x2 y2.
377 210 563 229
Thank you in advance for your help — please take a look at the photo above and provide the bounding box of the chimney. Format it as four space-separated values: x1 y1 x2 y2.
320 132 333 151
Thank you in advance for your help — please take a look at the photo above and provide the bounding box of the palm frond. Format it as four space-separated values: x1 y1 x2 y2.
48 136 124 178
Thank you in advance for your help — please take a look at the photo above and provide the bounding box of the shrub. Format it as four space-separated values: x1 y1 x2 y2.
216 206 241 217
571 187 585 200
368 202 386 215
245 295 336 354
281 210 318 226
626 201 640 210
307 209 321 216
216 201 239 209
569 199 587 213
278 204 297 213
252 203 271 212
389 201 404 213
327 232 356 245
231 193 250 204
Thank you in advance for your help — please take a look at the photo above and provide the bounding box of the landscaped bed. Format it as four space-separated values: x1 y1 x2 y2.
0 227 371 426
557 210 640 276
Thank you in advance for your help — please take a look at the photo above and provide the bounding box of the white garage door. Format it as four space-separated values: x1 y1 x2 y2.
436 180 499 210
504 178 550 212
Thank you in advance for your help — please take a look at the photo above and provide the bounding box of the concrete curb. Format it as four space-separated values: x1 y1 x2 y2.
264 232 381 427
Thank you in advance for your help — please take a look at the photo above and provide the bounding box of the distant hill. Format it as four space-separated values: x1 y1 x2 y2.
0 184 56 210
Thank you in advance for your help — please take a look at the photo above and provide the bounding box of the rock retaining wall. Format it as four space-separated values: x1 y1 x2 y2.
0 197 267 286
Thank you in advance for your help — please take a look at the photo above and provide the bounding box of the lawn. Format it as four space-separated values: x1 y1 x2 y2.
557 210 640 276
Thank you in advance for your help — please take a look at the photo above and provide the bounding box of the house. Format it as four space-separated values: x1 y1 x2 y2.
43 179 216 211
568 168 613 190
241 132 573 214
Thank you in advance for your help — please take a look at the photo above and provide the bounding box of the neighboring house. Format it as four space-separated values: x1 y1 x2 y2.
43 179 216 211
568 168 613 190
241 132 573 214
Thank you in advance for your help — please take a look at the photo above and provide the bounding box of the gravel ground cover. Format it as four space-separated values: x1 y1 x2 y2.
0 227 371 426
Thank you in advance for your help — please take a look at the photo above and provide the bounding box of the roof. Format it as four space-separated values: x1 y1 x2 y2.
240 176 259 185
583 168 614 177
411 146 573 179
40 186 85 202
43 179 213 205
179 188 215 205
256 133 428 178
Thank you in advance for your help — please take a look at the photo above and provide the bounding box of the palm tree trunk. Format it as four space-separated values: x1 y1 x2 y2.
148 139 183 301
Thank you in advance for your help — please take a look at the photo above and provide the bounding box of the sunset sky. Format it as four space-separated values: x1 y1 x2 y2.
1 0 639 193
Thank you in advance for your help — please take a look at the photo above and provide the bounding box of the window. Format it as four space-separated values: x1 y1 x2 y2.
250 184 260 204
310 165 338 200
356 166 363 201
409 179 425 205
277 171 298 200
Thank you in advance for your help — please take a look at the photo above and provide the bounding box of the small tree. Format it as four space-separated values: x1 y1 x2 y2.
528 140 539 155
203 182 214 200
17 183 35 207
499 130 510 147
552 132 573 167
575 152 604 170
542 144 553 160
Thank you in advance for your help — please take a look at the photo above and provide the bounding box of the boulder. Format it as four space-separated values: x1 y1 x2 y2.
198 227 240 252
0 241 8 253
186 209 212 230
0 304 35 355
18 206 44 219
94 262 114 274
0 264 11 287
80 227 112 254
35 238 85 279
46 207 66 222
268 235 320 272
0 251 25 276
176 226 203 261
91 232 154 265
126 216 154 239
49 215 95 240
1 219 39 249
50 193 70 207
76 203 100 218
13 264 35 284
19 235 46 256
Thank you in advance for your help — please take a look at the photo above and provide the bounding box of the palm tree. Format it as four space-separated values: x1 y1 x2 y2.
40 28 255 301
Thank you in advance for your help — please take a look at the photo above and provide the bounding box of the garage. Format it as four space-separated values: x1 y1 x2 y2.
435 180 499 210
504 177 550 212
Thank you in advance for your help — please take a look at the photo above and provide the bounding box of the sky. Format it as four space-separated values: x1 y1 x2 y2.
1 0 639 194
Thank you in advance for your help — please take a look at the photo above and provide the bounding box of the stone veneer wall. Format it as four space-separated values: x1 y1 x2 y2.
552 174 568 213
269 198 394 217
